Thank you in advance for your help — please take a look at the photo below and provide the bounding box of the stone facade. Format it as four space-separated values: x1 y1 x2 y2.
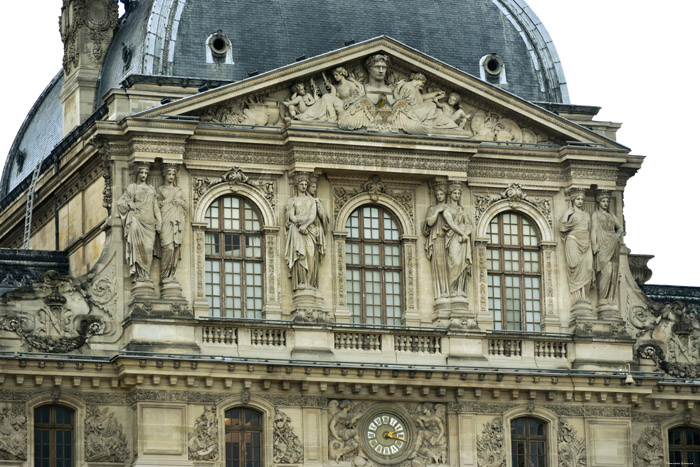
0 22 697 467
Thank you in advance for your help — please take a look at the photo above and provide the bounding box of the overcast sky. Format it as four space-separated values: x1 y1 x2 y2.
0 1 697 286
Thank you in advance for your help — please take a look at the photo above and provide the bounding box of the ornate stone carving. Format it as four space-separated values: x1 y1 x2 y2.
329 399 366 462
476 417 506 467
473 182 552 226
273 409 304 464
424 182 472 299
117 164 161 287
0 271 107 353
409 402 448 465
188 406 218 461
333 176 415 225
631 295 700 378
85 406 129 463
157 165 187 298
202 95 284 127
192 166 276 210
560 189 593 307
90 136 113 210
0 403 27 460
60 0 119 73
558 419 586 467
632 426 663 467
592 191 623 312
285 173 328 290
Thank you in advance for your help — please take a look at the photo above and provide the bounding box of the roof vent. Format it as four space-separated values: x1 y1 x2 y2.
206 30 234 64
480 53 507 86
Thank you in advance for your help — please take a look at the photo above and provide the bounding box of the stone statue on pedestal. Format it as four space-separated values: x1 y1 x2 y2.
559 190 593 306
592 191 623 311
157 164 187 298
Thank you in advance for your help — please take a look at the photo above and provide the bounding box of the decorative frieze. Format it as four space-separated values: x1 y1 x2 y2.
473 182 552 226
333 175 415 226
192 166 276 211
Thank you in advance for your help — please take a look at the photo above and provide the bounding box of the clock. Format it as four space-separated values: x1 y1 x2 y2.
360 404 415 464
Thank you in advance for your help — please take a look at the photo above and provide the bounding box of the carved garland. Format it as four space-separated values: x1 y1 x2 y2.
192 166 276 211
473 182 552 226
333 175 415 226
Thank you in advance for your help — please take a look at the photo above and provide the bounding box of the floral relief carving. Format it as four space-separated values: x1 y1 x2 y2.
333 176 415 226
192 166 276 210
476 417 506 467
0 271 108 353
273 409 304 464
85 406 129 463
188 406 219 461
473 182 552 226
60 0 118 73
337 240 346 306
0 403 27 460
632 426 663 467
557 419 586 467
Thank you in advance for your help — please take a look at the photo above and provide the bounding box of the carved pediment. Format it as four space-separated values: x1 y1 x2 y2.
137 37 618 148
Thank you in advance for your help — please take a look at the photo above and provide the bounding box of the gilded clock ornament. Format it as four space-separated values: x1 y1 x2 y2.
360 404 415 465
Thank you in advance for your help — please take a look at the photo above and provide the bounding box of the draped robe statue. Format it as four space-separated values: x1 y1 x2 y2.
591 193 623 306
559 191 593 303
157 166 186 285
117 165 161 282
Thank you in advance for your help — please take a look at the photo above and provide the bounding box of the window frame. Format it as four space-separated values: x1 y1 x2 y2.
486 211 543 331
510 416 548 467
224 407 264 467
34 404 75 467
668 426 700 466
345 204 403 326
204 195 265 319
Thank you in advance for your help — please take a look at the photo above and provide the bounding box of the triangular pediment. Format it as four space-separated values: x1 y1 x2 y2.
136 37 621 148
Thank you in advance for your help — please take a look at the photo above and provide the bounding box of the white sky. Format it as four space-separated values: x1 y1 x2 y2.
0 1 697 286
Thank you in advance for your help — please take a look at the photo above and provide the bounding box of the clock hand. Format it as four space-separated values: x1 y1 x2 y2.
383 431 407 442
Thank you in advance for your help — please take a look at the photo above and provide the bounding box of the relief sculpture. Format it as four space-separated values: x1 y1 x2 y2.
200 53 544 142
0 403 27 460
188 406 218 461
329 399 365 462
410 402 448 466
273 409 304 464
476 417 506 467
85 406 129 463
424 183 472 300
558 419 586 467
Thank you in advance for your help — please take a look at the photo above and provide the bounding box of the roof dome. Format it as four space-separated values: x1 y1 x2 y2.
2 0 568 199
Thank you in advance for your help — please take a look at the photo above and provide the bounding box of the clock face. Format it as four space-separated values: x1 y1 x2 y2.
361 405 414 464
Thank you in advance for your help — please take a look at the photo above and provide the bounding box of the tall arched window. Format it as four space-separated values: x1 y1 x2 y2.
345 205 402 325
511 417 547 467
487 212 542 331
669 426 700 465
34 404 74 467
205 195 263 319
225 407 263 467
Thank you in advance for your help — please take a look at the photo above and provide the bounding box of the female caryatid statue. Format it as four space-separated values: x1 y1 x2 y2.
559 190 594 304
285 174 326 290
157 165 186 286
425 183 472 299
592 191 623 307
117 164 161 283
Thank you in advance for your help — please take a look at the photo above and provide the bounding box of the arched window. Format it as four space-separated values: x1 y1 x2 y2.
225 407 263 467
345 205 402 325
669 426 700 465
487 212 542 331
34 404 74 467
511 417 547 467
205 195 263 319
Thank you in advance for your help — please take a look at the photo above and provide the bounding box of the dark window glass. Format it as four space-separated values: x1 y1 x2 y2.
511 417 547 467
225 407 263 466
669 427 700 466
34 405 74 467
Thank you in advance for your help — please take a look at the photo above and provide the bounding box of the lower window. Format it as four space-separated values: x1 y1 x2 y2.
225 407 263 467
511 417 547 467
34 404 74 467
669 426 700 466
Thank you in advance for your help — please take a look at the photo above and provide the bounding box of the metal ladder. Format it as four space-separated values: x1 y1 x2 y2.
22 162 43 249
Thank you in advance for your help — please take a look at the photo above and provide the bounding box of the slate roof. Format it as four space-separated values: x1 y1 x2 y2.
2 0 569 203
